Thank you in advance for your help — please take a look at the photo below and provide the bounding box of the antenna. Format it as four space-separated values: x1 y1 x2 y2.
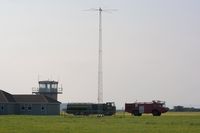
85 7 116 103
57 75 60 82
37 74 40 82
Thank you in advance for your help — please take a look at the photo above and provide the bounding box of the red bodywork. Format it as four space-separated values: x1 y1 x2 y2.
125 100 169 116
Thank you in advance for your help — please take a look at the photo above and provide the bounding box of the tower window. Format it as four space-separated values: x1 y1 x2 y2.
39 84 46 88
52 84 58 89
47 84 50 89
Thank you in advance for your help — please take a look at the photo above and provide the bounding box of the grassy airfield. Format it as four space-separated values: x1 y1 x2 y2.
0 112 200 133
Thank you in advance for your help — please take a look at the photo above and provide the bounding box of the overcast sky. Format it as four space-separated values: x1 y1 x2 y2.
0 0 200 108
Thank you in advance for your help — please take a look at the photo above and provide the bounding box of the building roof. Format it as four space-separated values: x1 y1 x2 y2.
13 95 60 104
0 90 60 104
39 80 58 84
45 95 60 103
0 90 16 103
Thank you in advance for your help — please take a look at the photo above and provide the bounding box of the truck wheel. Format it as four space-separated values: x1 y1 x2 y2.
133 111 142 116
74 112 79 115
152 110 161 116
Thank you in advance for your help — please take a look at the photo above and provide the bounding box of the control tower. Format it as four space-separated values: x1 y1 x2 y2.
32 80 62 100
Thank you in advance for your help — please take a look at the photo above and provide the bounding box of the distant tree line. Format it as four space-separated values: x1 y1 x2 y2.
170 106 200 112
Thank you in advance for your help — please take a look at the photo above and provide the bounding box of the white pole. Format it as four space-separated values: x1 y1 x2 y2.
98 7 103 103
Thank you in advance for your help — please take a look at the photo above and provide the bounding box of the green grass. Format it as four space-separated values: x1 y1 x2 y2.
0 112 200 133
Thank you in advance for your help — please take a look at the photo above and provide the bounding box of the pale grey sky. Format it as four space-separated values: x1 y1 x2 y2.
0 0 200 108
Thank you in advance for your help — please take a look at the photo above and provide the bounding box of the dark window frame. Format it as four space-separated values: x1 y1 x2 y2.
0 104 4 112
27 104 32 111
21 104 26 111
41 104 46 112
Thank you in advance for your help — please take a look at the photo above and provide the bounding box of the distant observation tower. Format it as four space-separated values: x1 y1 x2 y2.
32 80 62 100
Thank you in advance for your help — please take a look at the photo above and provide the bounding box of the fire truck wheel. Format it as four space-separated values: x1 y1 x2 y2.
132 110 142 116
152 110 161 116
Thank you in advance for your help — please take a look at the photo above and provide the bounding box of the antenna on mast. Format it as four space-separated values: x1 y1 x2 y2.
37 74 40 82
85 7 116 103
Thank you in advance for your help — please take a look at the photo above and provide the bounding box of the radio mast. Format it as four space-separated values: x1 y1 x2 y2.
86 7 116 103
98 7 103 103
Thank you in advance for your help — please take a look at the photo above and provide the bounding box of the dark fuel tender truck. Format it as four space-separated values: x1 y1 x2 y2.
125 100 169 116
66 102 116 116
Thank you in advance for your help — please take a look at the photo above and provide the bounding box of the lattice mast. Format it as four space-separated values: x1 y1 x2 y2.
86 7 116 103
98 7 103 103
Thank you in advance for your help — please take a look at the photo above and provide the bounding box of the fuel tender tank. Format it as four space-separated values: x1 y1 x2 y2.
66 102 116 116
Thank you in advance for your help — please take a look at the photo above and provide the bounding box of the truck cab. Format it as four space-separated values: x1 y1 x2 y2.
105 102 116 115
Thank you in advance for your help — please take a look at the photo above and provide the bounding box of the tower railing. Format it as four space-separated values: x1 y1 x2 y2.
32 87 63 94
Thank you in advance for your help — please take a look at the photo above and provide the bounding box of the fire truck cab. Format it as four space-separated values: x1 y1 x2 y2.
125 100 169 116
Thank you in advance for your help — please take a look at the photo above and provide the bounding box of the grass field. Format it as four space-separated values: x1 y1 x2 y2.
0 112 200 133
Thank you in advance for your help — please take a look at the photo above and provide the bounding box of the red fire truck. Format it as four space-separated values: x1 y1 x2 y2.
125 100 169 116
